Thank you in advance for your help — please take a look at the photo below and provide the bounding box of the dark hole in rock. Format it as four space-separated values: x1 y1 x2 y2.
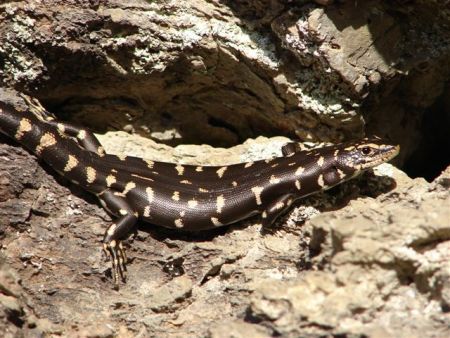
161 112 173 125
207 115 241 140
403 89 450 182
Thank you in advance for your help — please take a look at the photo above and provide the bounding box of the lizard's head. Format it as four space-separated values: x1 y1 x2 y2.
336 137 400 172
289 137 399 192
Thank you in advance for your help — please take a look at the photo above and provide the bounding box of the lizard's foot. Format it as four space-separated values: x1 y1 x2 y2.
103 240 127 289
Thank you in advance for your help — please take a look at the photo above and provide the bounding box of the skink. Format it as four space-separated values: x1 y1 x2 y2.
0 100 400 287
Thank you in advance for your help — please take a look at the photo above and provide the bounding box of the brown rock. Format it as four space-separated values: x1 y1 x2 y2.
0 1 449 337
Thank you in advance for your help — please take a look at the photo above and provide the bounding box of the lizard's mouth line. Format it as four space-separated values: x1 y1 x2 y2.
383 144 400 163
359 144 400 170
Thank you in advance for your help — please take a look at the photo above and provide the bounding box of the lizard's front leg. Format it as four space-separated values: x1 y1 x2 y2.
98 189 138 289
261 194 295 229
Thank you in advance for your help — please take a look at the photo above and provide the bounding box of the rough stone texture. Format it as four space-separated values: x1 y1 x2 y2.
1 124 450 336
250 165 450 337
1 1 449 155
1 0 450 337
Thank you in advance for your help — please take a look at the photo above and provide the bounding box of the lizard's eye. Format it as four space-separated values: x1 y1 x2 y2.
361 147 372 155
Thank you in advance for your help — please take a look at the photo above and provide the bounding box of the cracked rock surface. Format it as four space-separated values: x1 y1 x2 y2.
1 119 449 336
1 0 450 337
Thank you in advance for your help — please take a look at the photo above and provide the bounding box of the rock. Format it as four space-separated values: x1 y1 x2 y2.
209 320 271 338
143 276 193 312
0 1 449 337
248 164 450 337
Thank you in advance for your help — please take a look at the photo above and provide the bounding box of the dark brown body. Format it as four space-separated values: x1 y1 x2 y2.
0 100 400 286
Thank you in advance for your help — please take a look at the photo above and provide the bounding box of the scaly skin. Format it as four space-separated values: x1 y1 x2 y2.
0 100 400 288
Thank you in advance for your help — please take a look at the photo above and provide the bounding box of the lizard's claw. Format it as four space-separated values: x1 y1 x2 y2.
103 240 127 289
